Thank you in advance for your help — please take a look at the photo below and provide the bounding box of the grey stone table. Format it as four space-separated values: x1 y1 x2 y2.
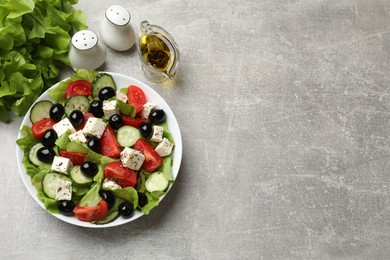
1 0 390 259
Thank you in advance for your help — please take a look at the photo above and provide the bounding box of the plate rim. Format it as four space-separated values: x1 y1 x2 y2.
15 71 182 228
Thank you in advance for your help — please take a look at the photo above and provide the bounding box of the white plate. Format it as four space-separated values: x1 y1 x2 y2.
16 72 182 228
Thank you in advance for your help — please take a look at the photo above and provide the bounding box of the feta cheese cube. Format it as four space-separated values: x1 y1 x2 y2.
53 118 76 137
116 90 128 103
68 130 87 143
102 178 122 190
55 179 72 201
51 156 73 175
140 101 157 119
103 100 119 119
83 117 107 138
155 138 174 157
150 125 164 142
120 147 145 171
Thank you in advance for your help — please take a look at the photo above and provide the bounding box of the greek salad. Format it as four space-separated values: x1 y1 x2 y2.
16 69 175 225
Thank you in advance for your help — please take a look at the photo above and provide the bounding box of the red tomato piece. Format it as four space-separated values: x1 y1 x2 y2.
104 161 138 187
31 118 56 140
59 150 87 165
75 112 94 131
100 125 121 158
73 200 108 222
121 116 147 128
133 139 162 172
66 80 92 99
127 85 146 114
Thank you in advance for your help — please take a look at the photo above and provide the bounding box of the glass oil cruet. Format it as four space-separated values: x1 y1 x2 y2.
137 21 180 82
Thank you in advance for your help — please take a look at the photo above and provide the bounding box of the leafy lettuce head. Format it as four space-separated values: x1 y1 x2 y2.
0 0 87 122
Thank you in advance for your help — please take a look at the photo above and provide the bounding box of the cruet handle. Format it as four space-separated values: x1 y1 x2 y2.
140 20 153 35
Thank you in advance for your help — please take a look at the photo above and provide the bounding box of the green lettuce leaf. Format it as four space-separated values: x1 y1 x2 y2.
37 192 60 214
55 131 71 150
141 192 160 215
158 155 174 182
79 182 102 207
16 125 40 177
0 0 87 122
112 187 139 208
117 99 136 117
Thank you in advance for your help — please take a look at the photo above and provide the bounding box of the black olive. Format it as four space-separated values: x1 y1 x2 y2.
87 137 100 153
139 121 153 139
89 100 104 118
36 146 55 163
98 87 116 101
109 114 123 130
99 190 115 208
41 129 58 147
137 192 148 207
57 200 75 216
50 103 65 122
118 201 134 218
149 109 166 124
69 110 84 127
81 161 98 177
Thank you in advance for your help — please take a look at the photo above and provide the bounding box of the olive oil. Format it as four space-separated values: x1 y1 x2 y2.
140 34 173 72
137 21 180 82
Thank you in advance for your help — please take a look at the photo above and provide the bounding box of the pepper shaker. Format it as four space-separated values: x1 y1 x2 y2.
68 30 106 70
99 5 136 51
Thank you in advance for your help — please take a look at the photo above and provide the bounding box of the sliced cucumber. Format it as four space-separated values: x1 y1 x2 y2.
64 94 90 116
30 100 53 123
42 172 69 199
29 143 45 166
70 165 93 185
92 73 116 98
117 126 140 147
145 172 169 192
93 211 120 225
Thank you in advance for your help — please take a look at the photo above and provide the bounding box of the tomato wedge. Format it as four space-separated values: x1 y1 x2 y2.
66 80 92 99
59 150 87 165
133 139 162 172
31 118 56 140
73 200 108 222
127 85 146 114
104 161 138 187
100 125 121 158
121 116 147 128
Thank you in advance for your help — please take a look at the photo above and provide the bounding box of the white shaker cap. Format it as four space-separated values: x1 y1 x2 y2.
105 5 130 26
71 30 98 50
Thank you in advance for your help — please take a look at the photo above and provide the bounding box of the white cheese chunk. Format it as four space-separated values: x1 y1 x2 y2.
102 178 122 190
120 147 145 171
51 156 73 175
116 90 128 103
103 100 119 119
155 138 174 157
55 179 72 201
83 117 107 138
53 118 76 137
150 125 164 143
68 130 87 143
140 101 157 119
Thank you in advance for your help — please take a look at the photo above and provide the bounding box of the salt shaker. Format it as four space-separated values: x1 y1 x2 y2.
99 5 136 51
68 30 106 70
